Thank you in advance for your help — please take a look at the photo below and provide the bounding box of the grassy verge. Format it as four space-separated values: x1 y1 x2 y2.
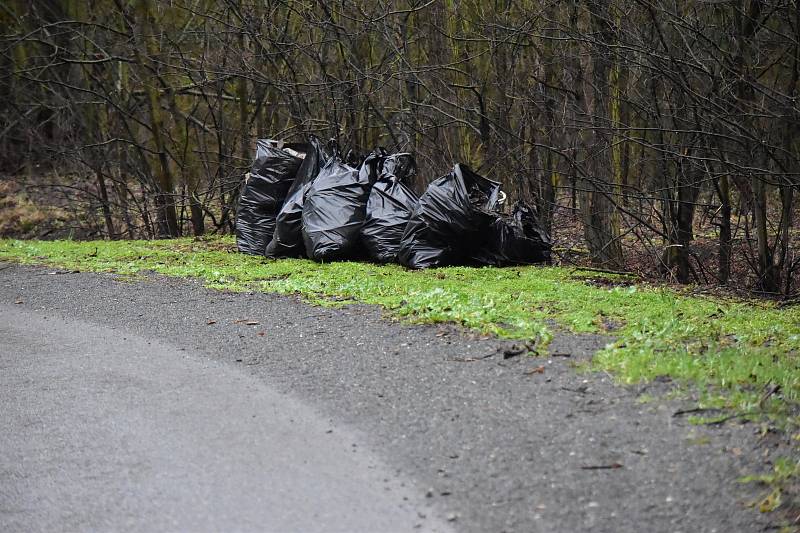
1 236 798 426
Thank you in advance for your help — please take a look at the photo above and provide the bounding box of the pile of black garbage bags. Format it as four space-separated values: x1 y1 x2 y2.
235 137 551 268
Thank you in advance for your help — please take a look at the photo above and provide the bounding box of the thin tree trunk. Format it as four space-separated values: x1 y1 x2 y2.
735 0 775 291
136 0 179 238
96 169 116 239
718 174 732 283
581 0 624 268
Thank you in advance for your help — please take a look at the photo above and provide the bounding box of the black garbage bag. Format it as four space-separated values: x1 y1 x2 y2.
235 140 305 255
398 164 501 269
301 149 379 261
361 153 419 263
265 136 330 258
470 201 552 266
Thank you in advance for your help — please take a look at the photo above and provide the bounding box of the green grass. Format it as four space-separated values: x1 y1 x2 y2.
2 236 799 427
740 457 800 514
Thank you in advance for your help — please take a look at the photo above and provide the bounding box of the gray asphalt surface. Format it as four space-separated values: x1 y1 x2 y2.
0 264 767 532
1 303 449 533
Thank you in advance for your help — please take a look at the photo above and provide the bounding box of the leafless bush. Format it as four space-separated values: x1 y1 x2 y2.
1 0 797 293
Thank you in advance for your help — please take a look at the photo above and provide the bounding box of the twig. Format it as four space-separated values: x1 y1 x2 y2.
700 413 753 426
448 353 495 363
580 463 623 470
569 266 640 277
561 385 589 394
672 407 724 418
758 384 781 408
776 296 800 308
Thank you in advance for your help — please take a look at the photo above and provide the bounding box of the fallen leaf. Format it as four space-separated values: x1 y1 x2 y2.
525 365 545 375
206 319 217 325
14 300 23 305
758 490 781 513
257 331 266 337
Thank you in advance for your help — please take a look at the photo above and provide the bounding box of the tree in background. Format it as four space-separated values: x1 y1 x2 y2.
1 0 797 293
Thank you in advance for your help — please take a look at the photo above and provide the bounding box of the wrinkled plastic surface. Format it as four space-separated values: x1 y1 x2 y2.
265 137 329 258
301 150 376 261
398 164 500 269
471 201 552 266
236 140 304 255
361 153 419 263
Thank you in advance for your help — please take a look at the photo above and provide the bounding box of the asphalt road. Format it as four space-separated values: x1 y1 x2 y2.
0 304 449 533
0 264 768 532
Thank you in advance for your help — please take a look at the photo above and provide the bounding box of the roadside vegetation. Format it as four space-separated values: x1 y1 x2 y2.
2 237 798 427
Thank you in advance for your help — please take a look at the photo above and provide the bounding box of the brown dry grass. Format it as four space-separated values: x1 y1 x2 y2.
0 180 51 238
